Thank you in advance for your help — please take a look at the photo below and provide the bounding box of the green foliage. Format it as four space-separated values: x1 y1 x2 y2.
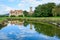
34 3 56 17
33 22 60 37
0 24 7 29
23 11 28 17
52 4 60 17
10 15 15 17
23 3 60 17
18 15 23 17
23 11 33 17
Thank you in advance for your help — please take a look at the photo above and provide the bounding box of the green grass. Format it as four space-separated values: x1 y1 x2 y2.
0 17 8 22
0 17 60 23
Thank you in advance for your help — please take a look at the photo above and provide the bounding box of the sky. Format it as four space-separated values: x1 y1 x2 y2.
0 0 60 15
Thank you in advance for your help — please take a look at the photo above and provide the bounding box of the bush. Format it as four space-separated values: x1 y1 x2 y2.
18 15 23 17
10 15 15 17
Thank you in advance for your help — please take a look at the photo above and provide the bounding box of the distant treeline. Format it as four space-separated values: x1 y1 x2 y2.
0 15 8 17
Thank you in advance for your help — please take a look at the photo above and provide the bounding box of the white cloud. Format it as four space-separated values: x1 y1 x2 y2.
18 3 25 8
18 0 60 11
19 0 60 6
0 4 15 15
20 0 40 6
0 0 60 14
18 0 41 11
40 0 60 4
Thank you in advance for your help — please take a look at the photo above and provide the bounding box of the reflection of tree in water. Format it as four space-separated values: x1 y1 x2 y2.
56 28 60 38
30 24 33 30
33 22 60 38
24 20 33 30
24 20 29 27
0 24 7 29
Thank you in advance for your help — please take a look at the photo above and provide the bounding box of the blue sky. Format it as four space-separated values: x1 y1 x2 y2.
0 0 60 15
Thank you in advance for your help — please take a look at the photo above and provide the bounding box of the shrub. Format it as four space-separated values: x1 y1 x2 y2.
10 15 15 17
18 15 23 17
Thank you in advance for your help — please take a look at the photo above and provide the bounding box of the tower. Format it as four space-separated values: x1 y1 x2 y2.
30 23 32 30
30 7 32 12
29 7 33 15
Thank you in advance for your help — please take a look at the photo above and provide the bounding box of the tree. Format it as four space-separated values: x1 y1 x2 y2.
52 4 60 17
23 11 28 17
10 15 15 17
34 3 56 17
18 15 23 17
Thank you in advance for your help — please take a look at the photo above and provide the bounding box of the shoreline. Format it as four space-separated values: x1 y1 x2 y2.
0 17 60 27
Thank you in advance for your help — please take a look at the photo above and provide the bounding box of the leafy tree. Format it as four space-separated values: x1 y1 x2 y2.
18 15 23 17
52 4 60 16
0 24 7 29
23 11 28 17
34 3 56 17
10 15 15 17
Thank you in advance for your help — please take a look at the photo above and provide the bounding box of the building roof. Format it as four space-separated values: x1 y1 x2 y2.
10 10 23 13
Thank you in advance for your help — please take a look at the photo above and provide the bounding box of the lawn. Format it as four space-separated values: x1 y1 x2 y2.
0 17 60 22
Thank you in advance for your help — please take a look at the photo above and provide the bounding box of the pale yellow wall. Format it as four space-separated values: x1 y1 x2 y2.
9 10 23 16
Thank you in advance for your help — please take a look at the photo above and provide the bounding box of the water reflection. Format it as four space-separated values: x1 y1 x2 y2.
0 20 60 40
8 20 24 25
0 22 7 29
33 23 60 37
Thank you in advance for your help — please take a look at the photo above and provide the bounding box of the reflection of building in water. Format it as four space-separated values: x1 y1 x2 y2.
30 24 32 29
8 20 24 25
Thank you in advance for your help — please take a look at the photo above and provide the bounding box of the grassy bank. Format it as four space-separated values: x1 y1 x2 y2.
0 17 60 22
0 17 60 26
0 17 7 23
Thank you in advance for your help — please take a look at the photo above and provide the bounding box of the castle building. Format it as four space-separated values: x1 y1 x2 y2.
9 7 33 17
9 10 23 17
29 7 34 15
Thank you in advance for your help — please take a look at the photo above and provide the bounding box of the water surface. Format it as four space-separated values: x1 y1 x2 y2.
0 20 60 40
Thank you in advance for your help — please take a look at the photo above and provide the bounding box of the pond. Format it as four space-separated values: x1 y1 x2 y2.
0 20 60 40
